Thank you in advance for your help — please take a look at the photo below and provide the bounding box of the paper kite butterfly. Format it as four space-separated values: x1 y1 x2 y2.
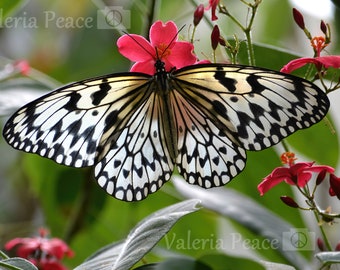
2 59 329 201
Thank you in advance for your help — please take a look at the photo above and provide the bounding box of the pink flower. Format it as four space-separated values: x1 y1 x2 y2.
280 55 340 73
13 60 30 76
205 0 219 21
5 228 73 270
30 258 68 270
258 162 334 196
117 20 198 75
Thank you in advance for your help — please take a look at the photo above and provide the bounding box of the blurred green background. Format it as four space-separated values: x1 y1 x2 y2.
0 0 339 269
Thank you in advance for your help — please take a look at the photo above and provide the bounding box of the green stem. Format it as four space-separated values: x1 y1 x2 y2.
312 209 333 251
281 139 290 153
219 1 260 66
145 0 157 36
0 251 9 259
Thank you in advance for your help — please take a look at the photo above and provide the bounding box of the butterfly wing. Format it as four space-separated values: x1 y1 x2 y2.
3 73 174 201
170 89 247 188
171 64 329 186
94 90 174 201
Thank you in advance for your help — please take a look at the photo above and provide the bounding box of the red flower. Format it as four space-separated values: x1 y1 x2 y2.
5 228 73 270
117 20 198 75
30 258 68 270
205 0 219 21
258 162 334 196
280 55 340 74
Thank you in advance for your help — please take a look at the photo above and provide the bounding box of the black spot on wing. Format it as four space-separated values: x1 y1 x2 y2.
64 92 82 110
214 70 237 92
246 74 266 93
104 110 119 132
91 80 111 106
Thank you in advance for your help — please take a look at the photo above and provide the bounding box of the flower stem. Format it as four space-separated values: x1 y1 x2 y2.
0 250 9 259
312 209 333 251
218 1 260 66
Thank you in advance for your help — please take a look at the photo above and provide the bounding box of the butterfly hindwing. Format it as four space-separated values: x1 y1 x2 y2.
171 90 247 188
94 91 174 201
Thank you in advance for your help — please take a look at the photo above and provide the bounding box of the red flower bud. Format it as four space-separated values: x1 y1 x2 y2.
329 174 340 199
316 169 327 185
211 25 220 50
317 238 325 251
193 4 204 26
292 8 305 29
320 20 328 36
320 20 327 35
280 196 299 208
335 242 340 251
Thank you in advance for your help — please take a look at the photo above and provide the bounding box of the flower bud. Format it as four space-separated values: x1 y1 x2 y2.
317 238 325 251
211 25 220 50
292 8 305 29
280 196 299 208
316 169 327 185
329 174 340 200
320 20 327 35
193 4 204 26
335 242 340 251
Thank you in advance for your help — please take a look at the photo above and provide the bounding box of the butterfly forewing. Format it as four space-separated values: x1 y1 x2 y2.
2 63 330 201
3 73 153 167
173 64 329 151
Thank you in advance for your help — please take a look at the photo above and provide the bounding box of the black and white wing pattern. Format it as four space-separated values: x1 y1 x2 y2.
171 64 329 188
2 64 330 201
3 73 175 201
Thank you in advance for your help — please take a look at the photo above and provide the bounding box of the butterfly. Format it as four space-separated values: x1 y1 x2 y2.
2 60 330 201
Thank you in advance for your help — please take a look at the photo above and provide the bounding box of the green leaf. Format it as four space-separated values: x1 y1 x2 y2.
134 257 212 270
0 0 25 21
286 119 338 167
0 258 38 270
316 251 340 266
173 176 310 270
199 253 265 270
75 199 201 270
236 42 301 71
331 0 340 9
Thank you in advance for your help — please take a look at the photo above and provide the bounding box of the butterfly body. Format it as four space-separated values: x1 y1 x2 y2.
3 63 329 201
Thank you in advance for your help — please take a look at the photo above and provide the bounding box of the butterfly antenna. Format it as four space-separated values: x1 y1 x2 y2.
123 31 155 58
123 25 186 61
158 25 186 60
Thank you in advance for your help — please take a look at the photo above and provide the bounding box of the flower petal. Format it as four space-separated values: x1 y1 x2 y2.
117 34 154 62
316 55 340 68
130 61 156 75
281 55 340 73
257 167 291 195
280 58 319 73
150 20 178 47
167 41 197 69
41 238 74 259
